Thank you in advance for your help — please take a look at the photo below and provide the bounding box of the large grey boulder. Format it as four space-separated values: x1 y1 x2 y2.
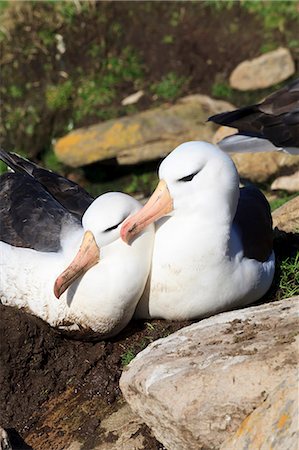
54 95 234 167
120 297 299 450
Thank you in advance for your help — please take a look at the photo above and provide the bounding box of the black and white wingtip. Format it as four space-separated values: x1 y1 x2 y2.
209 78 299 155
217 134 299 155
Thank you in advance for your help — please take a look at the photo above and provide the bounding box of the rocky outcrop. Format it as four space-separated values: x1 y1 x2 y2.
120 297 299 450
229 48 295 90
54 95 234 167
272 196 299 233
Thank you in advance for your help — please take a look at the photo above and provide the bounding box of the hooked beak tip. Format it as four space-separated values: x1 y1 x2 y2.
120 221 134 244
54 283 62 299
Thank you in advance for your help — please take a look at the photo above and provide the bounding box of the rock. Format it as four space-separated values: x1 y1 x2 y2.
121 90 144 106
272 196 299 233
120 297 299 450
65 404 156 450
229 48 295 90
230 151 299 183
212 124 298 183
0 428 11 450
271 170 299 193
212 125 237 144
54 95 234 167
94 404 154 450
220 374 299 450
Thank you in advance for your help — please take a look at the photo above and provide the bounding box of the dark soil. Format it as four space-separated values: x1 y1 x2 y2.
0 302 190 449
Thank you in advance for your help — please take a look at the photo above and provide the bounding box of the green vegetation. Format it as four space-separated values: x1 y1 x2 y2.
120 322 170 366
151 72 187 101
121 349 135 366
279 253 299 299
270 193 298 212
125 173 158 196
42 149 64 173
242 1 299 31
0 160 7 175
45 81 73 111
211 82 234 100
205 1 299 31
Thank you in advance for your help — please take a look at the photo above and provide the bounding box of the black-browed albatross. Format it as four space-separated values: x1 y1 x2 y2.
0 150 154 338
121 141 275 320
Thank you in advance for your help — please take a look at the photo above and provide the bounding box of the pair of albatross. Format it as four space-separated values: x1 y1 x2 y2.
1 80 298 336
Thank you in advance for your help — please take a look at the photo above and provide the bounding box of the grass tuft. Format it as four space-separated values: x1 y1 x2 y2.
121 349 136 366
279 253 299 299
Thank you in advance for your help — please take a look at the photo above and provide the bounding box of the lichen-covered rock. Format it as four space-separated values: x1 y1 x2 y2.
120 297 299 450
229 48 295 90
220 374 299 450
54 95 234 167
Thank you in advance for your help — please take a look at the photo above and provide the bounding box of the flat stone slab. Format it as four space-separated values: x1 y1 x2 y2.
120 297 299 450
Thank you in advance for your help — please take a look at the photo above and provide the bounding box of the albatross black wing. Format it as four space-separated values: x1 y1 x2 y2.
233 186 273 262
208 78 299 153
0 149 94 220
0 172 80 252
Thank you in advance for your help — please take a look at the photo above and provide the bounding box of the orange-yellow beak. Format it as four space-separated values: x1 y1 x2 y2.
120 179 173 244
54 230 100 299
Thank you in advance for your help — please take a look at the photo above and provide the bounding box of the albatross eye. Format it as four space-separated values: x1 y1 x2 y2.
178 170 199 182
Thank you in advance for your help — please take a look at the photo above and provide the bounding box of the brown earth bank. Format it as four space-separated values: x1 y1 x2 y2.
1 1 298 160
0 229 298 449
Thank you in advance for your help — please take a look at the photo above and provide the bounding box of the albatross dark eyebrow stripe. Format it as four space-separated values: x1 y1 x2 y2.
104 220 123 233
178 170 200 182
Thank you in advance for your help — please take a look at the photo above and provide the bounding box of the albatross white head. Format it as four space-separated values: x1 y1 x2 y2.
54 192 152 299
121 141 240 243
